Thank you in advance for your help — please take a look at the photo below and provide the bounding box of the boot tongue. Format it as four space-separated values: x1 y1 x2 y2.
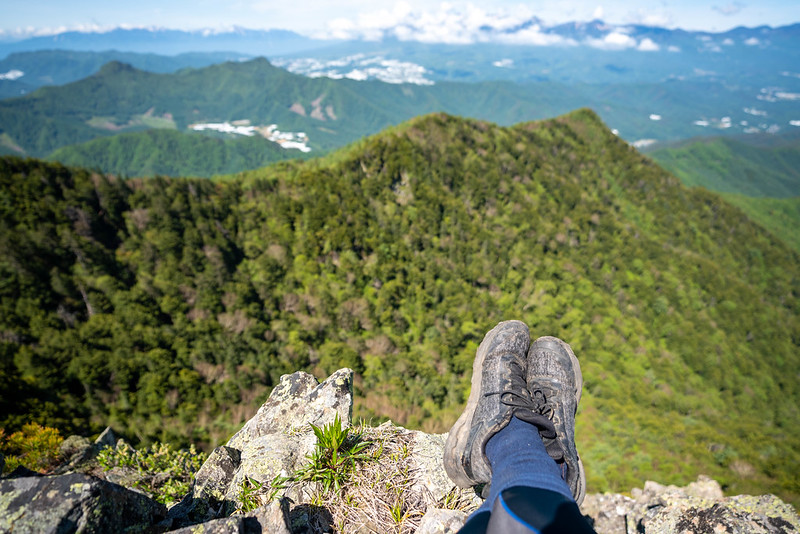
544 437 565 461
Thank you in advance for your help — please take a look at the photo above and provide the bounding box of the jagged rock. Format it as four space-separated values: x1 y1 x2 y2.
580 492 635 533
59 434 92 464
169 369 354 528
168 515 249 534
227 368 354 451
168 446 242 528
410 432 458 505
224 369 353 506
0 472 166 533
55 426 119 475
416 508 469 534
249 500 292 534
95 426 118 449
582 475 800 534
643 494 800 533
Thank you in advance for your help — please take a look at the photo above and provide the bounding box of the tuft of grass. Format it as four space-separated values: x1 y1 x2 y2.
237 476 266 513
274 422 478 534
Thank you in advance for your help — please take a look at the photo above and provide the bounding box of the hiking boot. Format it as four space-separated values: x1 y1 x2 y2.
526 336 586 506
443 320 531 488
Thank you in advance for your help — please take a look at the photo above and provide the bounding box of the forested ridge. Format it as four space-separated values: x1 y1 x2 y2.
1 109 798 504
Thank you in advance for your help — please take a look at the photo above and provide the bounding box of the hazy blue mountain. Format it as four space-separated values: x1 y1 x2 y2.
0 28 326 58
0 50 252 98
271 25 800 87
2 23 797 87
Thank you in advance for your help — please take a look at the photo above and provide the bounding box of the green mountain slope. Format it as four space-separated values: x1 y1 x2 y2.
719 194 800 254
647 134 800 253
0 58 586 160
648 135 800 198
47 129 310 177
1 110 798 504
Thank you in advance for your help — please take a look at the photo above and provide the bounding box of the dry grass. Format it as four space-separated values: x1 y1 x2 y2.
261 422 477 533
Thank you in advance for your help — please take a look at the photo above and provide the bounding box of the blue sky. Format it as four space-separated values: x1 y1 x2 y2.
2 0 799 39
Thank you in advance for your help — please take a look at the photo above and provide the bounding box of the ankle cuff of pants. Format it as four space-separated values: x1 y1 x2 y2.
484 486 596 534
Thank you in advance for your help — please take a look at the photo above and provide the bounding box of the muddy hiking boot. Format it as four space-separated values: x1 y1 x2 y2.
443 322 587 507
527 335 586 506
444 321 557 488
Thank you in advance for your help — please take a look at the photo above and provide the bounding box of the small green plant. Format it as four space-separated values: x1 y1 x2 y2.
237 476 267 513
0 423 63 474
298 413 373 494
98 441 206 505
266 414 374 502
389 500 405 524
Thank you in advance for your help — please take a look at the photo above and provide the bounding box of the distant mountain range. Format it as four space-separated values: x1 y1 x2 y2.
0 27 323 58
1 56 798 177
0 50 252 99
0 21 798 179
2 23 799 86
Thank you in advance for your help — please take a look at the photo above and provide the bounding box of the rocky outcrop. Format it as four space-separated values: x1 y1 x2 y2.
0 472 166 533
167 368 354 530
582 476 800 534
2 368 798 533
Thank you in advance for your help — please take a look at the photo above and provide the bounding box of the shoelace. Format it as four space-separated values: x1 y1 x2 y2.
530 387 555 420
484 372 559 439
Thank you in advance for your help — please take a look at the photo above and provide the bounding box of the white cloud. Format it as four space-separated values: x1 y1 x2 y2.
593 6 604 20
497 28 576 46
744 37 760 45
587 31 637 49
649 114 662 121
713 2 745 16
625 8 672 27
317 2 575 46
637 38 659 51
668 45 681 52
493 58 513 68
722 38 734 45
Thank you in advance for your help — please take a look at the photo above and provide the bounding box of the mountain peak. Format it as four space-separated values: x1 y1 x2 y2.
95 60 138 76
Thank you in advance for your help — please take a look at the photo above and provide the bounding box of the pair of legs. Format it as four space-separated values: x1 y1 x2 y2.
444 321 596 533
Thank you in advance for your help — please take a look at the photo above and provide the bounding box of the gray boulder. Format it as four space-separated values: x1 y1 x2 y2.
582 475 800 534
55 425 119 475
416 508 469 534
0 472 166 533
